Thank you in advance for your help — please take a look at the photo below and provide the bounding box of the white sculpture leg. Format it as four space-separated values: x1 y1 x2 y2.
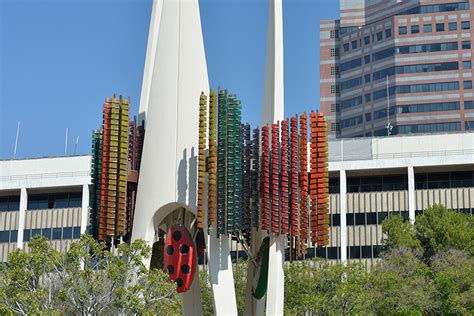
265 235 285 315
207 228 238 315
244 229 266 316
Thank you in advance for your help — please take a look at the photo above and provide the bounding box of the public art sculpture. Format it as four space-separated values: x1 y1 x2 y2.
89 0 329 315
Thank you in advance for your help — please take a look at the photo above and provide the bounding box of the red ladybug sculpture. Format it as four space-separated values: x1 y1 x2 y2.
163 225 197 293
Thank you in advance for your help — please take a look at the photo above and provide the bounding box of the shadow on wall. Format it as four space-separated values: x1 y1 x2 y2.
177 148 198 210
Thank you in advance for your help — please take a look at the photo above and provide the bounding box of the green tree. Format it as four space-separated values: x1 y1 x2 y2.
284 260 373 315
382 214 422 252
431 249 474 314
370 247 440 314
0 235 181 315
415 204 474 258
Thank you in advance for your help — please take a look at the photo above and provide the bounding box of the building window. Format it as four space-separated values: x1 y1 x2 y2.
397 42 458 54
341 115 363 128
465 101 474 109
343 43 350 52
0 196 20 212
364 36 370 45
28 192 82 210
330 104 340 112
364 55 371 64
448 22 457 31
331 123 340 132
424 24 432 32
463 61 472 69
462 41 471 49
330 85 340 94
466 121 474 130
351 40 358 49
330 48 339 57
340 58 362 72
385 28 392 38
341 96 363 110
461 21 470 30
399 26 407 35
365 93 372 102
364 74 371 83
436 23 445 32
464 81 473 89
331 66 340 76
330 29 339 38
365 113 372 122
411 25 420 34
376 31 383 41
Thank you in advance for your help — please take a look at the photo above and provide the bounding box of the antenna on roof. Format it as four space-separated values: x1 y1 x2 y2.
13 121 20 158
74 136 79 154
65 128 68 155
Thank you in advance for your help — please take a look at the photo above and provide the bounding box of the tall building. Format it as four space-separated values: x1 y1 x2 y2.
320 0 473 138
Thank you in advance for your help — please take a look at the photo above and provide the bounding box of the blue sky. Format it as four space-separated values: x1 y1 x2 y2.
0 0 339 159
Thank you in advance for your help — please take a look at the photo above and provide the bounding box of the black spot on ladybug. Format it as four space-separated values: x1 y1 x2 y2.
180 244 189 254
167 265 175 275
175 278 184 287
181 264 190 274
172 230 181 241
166 245 174 255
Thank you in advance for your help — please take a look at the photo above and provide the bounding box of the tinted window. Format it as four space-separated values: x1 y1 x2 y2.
0 231 9 243
424 24 432 32
464 81 473 89
411 25 420 34
399 26 407 35
364 36 370 45
463 61 472 69
385 29 392 38
436 23 445 32
448 22 457 31
52 228 62 240
376 32 383 41
461 21 470 30
63 227 73 239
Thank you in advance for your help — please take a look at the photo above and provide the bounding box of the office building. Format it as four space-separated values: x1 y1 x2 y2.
1 132 472 267
0 156 90 262
320 0 473 138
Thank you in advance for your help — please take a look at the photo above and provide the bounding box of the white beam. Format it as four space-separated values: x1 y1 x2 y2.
408 166 415 223
340 170 347 263
80 184 89 234
17 187 27 249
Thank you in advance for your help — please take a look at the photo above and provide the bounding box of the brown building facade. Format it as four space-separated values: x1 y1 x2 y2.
320 0 474 138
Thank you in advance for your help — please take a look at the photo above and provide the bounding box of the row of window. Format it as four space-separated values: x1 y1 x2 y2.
341 115 363 128
372 61 463 81
373 81 464 101
373 121 461 135
0 196 20 212
373 101 461 120
341 61 467 92
329 172 474 194
399 21 470 36
341 41 470 73
343 29 392 52
398 2 469 15
23 226 81 242
331 211 409 227
466 101 474 109
0 226 82 243
340 76 362 91
28 192 82 210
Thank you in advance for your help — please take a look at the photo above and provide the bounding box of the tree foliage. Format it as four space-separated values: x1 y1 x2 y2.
0 205 472 315
0 235 180 315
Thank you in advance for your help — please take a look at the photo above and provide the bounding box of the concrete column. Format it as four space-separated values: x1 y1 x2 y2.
80 184 90 234
408 166 415 223
340 170 347 263
16 187 27 249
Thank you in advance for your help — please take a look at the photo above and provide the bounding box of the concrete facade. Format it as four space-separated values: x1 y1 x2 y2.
0 155 91 263
321 0 474 138
0 132 472 269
